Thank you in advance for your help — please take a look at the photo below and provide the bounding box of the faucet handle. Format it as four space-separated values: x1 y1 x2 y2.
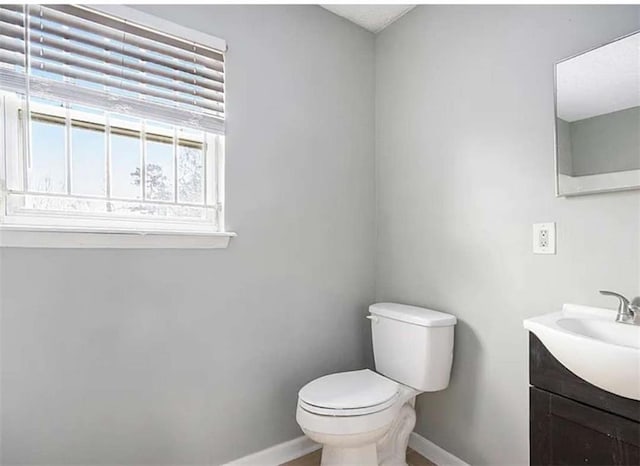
599 290 630 311
630 296 640 312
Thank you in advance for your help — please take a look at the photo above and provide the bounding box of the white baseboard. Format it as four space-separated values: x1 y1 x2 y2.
223 431 465 466
223 435 320 466
409 432 469 466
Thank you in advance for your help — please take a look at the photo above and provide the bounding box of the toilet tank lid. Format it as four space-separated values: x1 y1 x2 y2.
369 303 457 327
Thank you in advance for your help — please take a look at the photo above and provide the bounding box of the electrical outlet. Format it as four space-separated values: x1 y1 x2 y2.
533 222 556 254
539 229 549 248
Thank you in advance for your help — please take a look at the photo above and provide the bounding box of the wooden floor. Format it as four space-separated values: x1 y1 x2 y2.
281 448 436 466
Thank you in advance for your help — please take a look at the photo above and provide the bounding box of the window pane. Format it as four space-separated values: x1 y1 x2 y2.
177 143 204 204
110 132 141 199
29 118 66 194
71 125 106 197
146 138 174 201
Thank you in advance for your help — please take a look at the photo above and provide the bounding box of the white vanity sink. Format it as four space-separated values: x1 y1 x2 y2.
524 304 640 400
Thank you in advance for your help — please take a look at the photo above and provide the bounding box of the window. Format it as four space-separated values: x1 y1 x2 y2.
0 5 231 246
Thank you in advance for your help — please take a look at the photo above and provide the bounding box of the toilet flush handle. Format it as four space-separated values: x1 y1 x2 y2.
366 315 379 323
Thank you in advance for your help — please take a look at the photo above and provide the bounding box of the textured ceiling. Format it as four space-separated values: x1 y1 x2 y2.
320 5 415 33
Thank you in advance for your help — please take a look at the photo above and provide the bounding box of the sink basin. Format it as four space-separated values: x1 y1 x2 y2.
557 317 640 349
524 304 640 400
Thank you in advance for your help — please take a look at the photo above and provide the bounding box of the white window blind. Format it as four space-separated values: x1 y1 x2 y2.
0 4 225 134
0 5 228 239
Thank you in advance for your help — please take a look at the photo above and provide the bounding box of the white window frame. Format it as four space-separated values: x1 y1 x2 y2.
0 5 235 248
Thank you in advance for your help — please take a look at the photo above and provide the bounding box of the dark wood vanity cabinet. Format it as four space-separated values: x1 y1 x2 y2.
529 334 640 466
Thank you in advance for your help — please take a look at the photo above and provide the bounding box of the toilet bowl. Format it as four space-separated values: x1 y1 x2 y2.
296 369 419 466
296 303 456 466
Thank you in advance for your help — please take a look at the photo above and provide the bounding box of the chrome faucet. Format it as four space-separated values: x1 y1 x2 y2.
599 290 640 325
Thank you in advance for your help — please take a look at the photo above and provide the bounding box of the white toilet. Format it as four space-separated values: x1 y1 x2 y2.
296 303 456 466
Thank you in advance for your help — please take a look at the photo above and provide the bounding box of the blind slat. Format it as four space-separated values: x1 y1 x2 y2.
0 5 225 129
24 18 224 83
0 8 23 27
1 15 224 85
1 35 23 55
36 6 224 71
0 68 225 134
0 5 23 14
0 50 223 113
27 44 224 102
28 33 223 92
52 5 224 63
0 18 24 39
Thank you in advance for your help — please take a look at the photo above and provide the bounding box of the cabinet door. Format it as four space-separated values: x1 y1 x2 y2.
531 387 640 466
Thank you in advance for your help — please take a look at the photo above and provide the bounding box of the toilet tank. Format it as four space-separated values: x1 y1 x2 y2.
369 303 456 392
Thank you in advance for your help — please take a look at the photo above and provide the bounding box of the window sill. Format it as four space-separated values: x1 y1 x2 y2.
0 226 236 249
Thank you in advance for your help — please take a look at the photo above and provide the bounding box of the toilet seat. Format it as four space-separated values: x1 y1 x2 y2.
298 369 399 416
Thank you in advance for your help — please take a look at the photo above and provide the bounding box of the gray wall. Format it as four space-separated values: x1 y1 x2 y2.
0 6 375 465
375 5 640 465
570 106 640 176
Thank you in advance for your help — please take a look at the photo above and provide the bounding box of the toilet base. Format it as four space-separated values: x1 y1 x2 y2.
377 400 417 466
312 399 417 466
321 444 378 466
305 425 389 466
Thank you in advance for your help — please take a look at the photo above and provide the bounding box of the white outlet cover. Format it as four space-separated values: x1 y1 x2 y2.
533 222 556 254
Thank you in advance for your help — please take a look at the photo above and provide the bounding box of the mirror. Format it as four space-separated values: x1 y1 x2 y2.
554 31 640 196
